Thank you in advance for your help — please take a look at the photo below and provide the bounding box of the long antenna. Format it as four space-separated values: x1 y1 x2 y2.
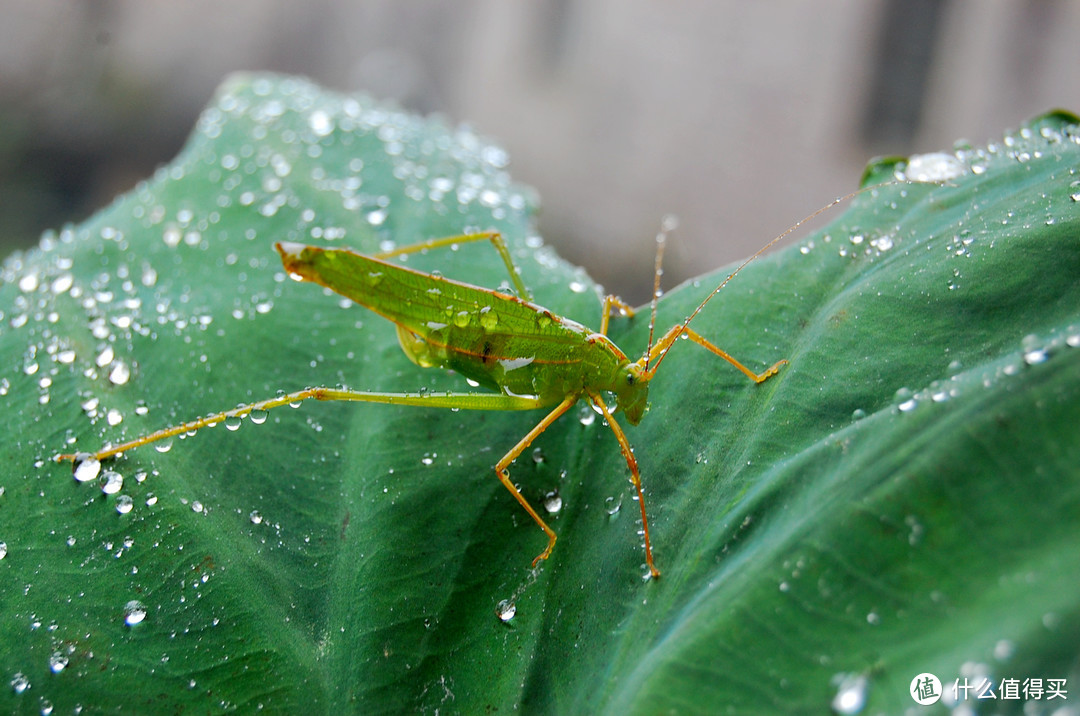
644 215 677 372
647 183 895 375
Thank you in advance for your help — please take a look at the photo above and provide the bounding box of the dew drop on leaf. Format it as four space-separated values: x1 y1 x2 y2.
73 455 102 483
496 599 516 622
123 600 147 626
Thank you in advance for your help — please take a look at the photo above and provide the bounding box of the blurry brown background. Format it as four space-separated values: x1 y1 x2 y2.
2 0 1078 301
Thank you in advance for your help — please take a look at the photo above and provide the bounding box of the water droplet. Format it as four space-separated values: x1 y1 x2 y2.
224 415 243 431
479 306 498 330
154 439 173 453
496 599 516 622
100 470 123 495
0 541 7 560
116 495 134 515
543 491 562 514
249 409 268 425
994 639 1015 662
308 109 334 137
10 672 29 694
897 152 966 182
831 673 869 714
108 361 131 386
1023 347 1048 365
870 234 893 252
123 600 147 626
605 494 623 517
453 310 471 328
48 652 68 674
73 455 102 483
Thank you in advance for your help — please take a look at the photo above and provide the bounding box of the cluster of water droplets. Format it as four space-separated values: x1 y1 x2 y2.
0 76 569 706
0 72 548 477
877 326 1078 422
796 119 1080 270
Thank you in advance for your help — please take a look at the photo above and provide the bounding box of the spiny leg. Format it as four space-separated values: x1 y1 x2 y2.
494 393 580 568
374 231 532 301
587 389 660 578
645 324 787 383
56 388 552 463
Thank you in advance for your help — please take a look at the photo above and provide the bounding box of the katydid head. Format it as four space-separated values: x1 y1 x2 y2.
615 362 651 425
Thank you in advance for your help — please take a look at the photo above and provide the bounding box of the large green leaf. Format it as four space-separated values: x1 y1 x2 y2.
2 75 1078 714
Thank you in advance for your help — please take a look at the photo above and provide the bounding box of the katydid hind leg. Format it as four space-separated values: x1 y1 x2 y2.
55 388 552 464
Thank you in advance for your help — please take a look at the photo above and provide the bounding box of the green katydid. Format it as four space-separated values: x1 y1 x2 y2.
57 195 856 578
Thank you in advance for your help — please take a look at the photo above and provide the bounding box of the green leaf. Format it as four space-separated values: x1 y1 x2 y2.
2 75 1079 714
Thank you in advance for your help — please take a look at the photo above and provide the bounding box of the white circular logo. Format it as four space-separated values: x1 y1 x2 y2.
910 673 942 705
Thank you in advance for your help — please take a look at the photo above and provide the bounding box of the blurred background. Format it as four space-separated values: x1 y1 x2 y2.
2 0 1078 302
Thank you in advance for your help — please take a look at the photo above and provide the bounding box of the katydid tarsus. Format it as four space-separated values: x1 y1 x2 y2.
57 193 864 579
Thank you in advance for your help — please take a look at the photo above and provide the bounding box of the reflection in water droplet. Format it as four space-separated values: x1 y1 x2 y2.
249 510 263 525
116 495 134 515
543 491 562 514
897 152 967 182
605 494 623 517
479 306 498 329
73 455 102 483
123 600 147 626
48 652 68 674
108 362 131 386
10 672 29 694
1023 347 1048 365
101 470 123 495
225 415 243 431
496 599 516 622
